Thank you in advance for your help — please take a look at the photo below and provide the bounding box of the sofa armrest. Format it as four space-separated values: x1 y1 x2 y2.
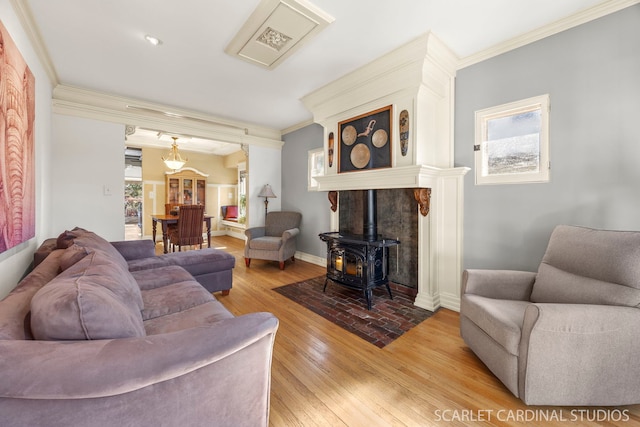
110 240 155 261
282 227 299 242
519 304 640 405
462 269 536 301
245 226 266 240
0 312 278 399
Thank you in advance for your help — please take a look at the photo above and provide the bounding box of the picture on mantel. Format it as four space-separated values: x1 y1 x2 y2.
338 105 392 173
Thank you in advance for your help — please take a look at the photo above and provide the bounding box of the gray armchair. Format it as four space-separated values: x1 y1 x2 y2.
460 225 640 406
244 211 302 270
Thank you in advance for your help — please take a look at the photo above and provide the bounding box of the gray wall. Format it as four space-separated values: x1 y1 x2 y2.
455 5 640 272
281 123 330 259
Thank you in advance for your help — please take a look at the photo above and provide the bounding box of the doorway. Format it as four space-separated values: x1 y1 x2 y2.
125 147 143 240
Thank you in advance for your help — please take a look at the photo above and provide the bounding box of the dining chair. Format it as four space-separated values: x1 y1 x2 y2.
168 204 205 252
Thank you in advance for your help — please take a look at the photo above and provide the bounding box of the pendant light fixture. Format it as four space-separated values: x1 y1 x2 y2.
162 136 187 170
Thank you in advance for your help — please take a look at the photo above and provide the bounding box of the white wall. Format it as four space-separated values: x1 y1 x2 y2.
0 0 53 298
51 115 125 241
247 145 281 228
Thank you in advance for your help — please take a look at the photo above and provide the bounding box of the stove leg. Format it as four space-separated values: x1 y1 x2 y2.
385 282 394 300
365 289 373 310
323 278 329 292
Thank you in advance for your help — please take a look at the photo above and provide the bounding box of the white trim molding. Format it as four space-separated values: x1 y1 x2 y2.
458 0 640 69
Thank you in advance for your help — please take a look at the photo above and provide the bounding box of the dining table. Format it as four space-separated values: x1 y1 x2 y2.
151 214 213 254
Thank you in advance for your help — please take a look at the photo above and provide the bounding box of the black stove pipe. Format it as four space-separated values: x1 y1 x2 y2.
363 189 378 241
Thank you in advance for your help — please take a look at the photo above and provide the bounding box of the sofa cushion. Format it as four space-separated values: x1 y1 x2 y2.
56 227 129 270
56 228 84 249
141 280 215 321
61 250 144 310
460 294 531 356
143 300 234 335
127 248 235 277
58 244 89 272
131 265 195 291
248 236 282 251
31 272 145 341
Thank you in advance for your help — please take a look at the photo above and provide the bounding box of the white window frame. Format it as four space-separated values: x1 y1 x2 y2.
474 94 550 185
308 148 324 191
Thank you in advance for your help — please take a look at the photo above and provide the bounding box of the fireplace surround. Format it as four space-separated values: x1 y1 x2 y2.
302 32 469 311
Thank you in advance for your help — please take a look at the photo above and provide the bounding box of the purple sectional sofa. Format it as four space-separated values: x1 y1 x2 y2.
0 227 278 426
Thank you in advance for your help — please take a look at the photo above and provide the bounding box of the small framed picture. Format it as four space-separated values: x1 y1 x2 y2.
338 105 392 173
308 148 325 190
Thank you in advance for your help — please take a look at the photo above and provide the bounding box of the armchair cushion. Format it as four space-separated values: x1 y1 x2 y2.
530 225 640 306
248 236 283 251
461 295 529 356
265 211 302 237
531 263 640 307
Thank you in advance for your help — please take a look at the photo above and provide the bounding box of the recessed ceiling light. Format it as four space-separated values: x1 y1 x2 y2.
144 35 162 46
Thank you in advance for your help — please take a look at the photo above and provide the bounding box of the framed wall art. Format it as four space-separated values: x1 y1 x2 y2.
338 105 392 173
0 20 36 253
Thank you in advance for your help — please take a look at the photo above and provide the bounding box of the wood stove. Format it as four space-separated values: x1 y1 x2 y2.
319 189 400 309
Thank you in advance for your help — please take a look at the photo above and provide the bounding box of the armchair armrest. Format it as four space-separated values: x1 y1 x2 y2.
282 227 300 242
110 240 155 261
519 304 640 405
462 269 536 301
245 226 266 241
0 313 278 399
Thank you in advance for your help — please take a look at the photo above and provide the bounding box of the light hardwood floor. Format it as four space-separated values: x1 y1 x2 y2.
195 236 640 426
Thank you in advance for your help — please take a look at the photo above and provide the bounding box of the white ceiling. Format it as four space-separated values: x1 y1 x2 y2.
24 0 614 142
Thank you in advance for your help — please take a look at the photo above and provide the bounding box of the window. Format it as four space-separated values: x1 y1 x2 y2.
238 163 247 224
474 94 550 185
308 148 324 191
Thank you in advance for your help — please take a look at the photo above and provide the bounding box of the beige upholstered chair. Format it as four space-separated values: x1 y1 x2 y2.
169 205 205 252
460 225 640 406
244 211 302 270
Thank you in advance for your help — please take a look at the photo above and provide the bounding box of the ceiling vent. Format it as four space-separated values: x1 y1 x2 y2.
225 0 334 70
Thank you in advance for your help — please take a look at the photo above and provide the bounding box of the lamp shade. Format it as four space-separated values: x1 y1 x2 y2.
258 184 277 198
162 137 187 170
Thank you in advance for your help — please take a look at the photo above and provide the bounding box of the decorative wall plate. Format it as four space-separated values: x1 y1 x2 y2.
342 125 357 146
350 143 370 169
371 129 388 148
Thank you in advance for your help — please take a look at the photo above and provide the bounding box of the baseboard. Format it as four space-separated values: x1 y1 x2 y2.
414 292 441 312
295 251 325 267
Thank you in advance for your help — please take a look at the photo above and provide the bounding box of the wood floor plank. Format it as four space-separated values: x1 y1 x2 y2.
199 236 640 427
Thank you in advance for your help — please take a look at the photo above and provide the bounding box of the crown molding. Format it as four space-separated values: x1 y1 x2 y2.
302 32 458 124
458 0 640 69
52 85 284 149
10 0 59 85
281 118 316 135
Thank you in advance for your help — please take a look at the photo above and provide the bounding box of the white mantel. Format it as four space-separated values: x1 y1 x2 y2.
302 32 469 312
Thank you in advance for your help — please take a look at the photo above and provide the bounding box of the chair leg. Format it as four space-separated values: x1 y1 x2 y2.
245 258 251 267
279 261 285 270
221 290 230 296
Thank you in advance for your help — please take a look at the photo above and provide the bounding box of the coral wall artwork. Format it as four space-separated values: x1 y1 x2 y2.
0 20 36 253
